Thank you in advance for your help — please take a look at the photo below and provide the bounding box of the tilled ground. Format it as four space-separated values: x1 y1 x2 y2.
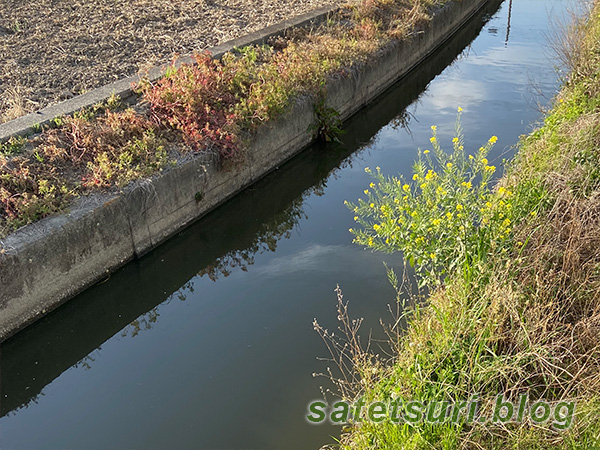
0 0 336 123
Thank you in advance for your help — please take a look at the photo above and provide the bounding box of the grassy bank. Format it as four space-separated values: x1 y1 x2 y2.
323 2 600 449
0 0 448 238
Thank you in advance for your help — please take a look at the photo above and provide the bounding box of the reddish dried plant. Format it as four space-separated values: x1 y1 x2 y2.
141 53 240 160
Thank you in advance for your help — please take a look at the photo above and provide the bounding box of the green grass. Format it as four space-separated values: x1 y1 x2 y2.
331 3 600 449
0 136 26 156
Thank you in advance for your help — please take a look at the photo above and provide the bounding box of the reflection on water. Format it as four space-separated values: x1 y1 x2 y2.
0 0 566 448
505 0 513 46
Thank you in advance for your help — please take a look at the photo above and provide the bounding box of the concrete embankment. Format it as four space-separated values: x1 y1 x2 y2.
0 0 499 341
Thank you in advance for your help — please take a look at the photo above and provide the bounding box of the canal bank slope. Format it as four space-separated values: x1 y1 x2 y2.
0 0 497 342
332 2 600 448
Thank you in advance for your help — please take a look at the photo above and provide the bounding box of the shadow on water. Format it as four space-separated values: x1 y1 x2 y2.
0 0 502 419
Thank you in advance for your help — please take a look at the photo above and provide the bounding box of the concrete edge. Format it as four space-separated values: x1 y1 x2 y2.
0 4 339 143
0 0 497 342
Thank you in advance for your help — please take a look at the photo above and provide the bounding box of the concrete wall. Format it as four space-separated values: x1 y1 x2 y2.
0 0 494 341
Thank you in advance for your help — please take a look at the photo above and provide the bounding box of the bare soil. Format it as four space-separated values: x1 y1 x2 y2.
0 0 336 123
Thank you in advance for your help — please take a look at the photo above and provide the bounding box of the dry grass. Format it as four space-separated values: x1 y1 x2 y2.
0 85 35 123
548 0 597 87
479 4 600 438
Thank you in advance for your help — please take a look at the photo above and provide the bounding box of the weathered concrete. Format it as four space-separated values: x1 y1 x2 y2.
0 0 496 341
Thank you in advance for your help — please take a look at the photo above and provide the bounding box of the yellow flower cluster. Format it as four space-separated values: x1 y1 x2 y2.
348 117 510 287
497 186 513 197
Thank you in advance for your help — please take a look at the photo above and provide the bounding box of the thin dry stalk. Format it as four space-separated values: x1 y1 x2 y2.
313 285 383 401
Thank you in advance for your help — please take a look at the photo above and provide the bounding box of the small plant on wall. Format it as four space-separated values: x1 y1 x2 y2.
311 96 344 144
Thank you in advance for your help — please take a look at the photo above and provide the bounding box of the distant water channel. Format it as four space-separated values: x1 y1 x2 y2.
0 1 569 448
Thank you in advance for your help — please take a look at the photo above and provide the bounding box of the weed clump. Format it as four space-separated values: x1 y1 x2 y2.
0 154 72 230
0 109 168 233
140 53 240 160
349 112 511 287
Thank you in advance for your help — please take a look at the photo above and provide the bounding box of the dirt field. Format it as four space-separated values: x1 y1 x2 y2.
0 0 336 123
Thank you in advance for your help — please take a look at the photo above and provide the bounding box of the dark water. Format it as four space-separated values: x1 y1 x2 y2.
0 1 569 448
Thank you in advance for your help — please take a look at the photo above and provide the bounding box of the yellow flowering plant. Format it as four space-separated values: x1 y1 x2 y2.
348 114 514 287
